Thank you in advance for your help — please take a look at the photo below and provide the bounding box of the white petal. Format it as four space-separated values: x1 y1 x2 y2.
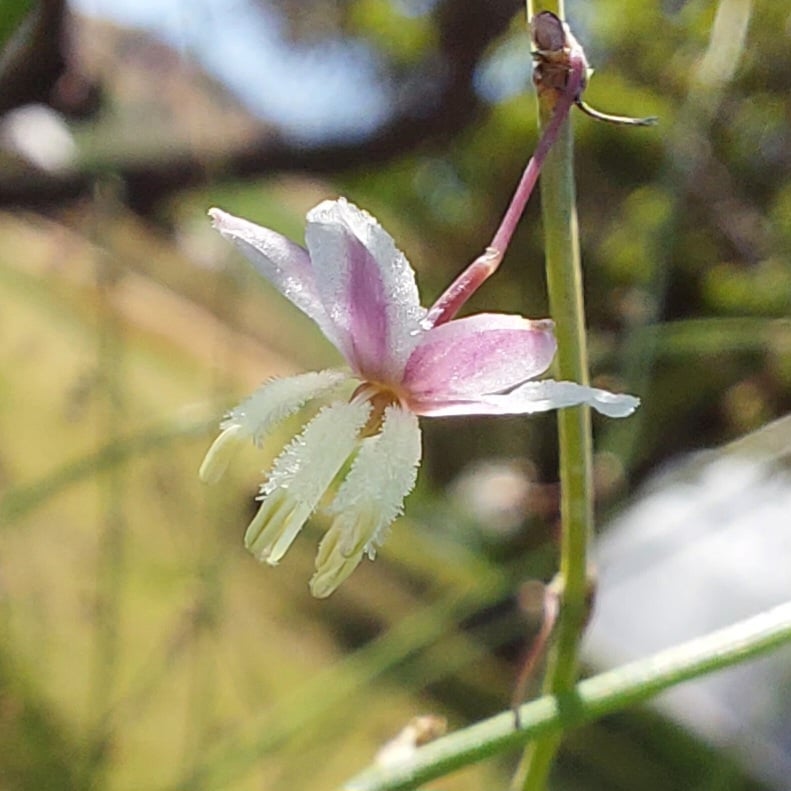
305 198 426 378
245 400 371 565
418 380 640 418
309 406 422 597
209 208 341 348
504 380 641 417
222 369 348 444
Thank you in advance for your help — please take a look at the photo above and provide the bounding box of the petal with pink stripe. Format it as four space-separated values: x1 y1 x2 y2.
305 199 425 381
402 313 557 403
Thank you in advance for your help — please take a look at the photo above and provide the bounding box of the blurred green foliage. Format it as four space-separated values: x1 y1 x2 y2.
0 0 33 46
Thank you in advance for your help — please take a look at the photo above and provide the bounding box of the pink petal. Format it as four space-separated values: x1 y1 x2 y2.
209 208 339 347
402 313 556 402
413 379 640 418
305 199 425 381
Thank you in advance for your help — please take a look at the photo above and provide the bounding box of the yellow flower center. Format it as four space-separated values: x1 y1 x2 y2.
351 382 405 438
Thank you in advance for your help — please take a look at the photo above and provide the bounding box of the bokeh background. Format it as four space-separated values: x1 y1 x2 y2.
1 0 790 789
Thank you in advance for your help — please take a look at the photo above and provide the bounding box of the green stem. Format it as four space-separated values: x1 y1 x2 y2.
514 1 593 788
343 601 791 791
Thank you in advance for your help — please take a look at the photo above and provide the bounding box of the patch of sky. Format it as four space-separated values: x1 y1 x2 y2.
70 0 393 144
473 34 533 104
390 0 439 18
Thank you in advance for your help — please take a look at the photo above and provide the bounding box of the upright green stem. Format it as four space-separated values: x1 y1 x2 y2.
513 2 594 788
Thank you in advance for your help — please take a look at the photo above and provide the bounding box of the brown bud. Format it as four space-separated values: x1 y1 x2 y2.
531 11 567 54
531 12 576 98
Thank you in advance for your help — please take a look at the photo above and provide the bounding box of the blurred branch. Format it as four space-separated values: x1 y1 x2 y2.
0 0 67 113
0 0 98 117
0 0 521 214
0 417 212 526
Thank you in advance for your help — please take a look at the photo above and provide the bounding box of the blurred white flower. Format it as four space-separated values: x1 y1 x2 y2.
0 104 77 173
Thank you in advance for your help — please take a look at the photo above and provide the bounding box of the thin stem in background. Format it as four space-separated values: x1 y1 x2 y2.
601 0 753 469
0 420 212 525
174 12 228 787
85 180 129 786
165 581 513 791
343 601 791 791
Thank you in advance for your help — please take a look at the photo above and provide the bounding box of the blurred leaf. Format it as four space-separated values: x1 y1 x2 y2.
0 0 33 48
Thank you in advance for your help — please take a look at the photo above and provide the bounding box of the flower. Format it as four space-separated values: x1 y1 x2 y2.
200 198 638 597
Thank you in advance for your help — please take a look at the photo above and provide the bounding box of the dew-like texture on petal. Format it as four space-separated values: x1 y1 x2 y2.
305 198 425 380
310 406 421 597
414 379 640 418
402 314 557 404
330 405 421 548
244 400 371 565
260 399 370 503
221 369 349 444
209 208 339 347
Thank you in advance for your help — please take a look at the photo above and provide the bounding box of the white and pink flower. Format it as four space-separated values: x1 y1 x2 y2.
200 198 638 597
